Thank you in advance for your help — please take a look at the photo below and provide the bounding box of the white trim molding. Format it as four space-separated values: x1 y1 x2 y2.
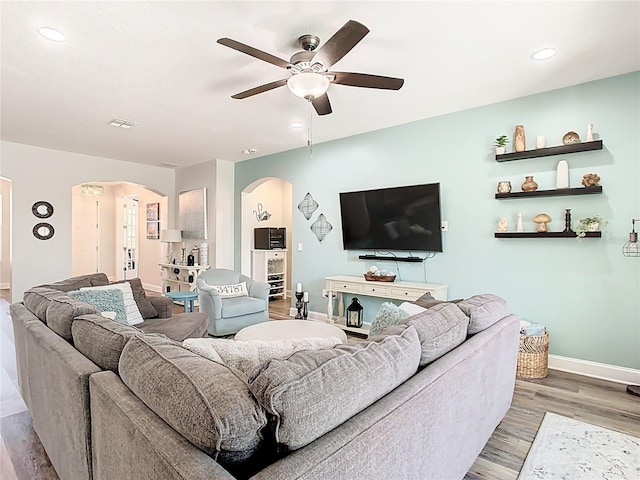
549 354 640 385
0 283 9 290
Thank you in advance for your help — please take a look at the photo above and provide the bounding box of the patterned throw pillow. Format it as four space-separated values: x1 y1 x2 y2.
368 302 410 339
68 289 128 325
213 281 248 298
80 282 144 326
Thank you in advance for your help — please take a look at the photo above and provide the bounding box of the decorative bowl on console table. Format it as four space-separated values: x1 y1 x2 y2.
363 273 396 282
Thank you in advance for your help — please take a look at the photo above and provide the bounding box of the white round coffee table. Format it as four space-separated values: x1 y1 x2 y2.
235 319 348 343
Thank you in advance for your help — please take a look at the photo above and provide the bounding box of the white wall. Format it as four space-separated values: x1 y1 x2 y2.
0 141 175 301
0 178 11 290
214 160 234 269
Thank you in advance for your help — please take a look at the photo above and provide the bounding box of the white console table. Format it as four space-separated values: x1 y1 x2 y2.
159 263 210 294
324 275 448 335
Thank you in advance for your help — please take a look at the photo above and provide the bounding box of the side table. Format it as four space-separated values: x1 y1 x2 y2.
165 291 199 313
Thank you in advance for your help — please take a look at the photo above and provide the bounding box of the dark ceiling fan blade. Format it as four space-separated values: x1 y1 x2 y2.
312 93 332 115
231 79 289 99
329 71 404 90
217 38 291 69
312 20 369 69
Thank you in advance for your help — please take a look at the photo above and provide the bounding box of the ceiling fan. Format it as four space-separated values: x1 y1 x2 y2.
217 20 404 115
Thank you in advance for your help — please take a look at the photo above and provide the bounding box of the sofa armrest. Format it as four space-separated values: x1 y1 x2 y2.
248 279 270 303
149 296 173 319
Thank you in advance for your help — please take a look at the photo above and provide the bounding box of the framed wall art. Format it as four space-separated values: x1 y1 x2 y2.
146 202 160 221
179 187 208 239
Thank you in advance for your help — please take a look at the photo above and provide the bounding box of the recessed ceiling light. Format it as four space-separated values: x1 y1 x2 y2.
38 27 65 42
109 119 137 129
290 121 304 129
531 48 557 61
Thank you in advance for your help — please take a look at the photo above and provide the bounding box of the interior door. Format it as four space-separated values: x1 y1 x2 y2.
72 193 100 275
116 196 139 279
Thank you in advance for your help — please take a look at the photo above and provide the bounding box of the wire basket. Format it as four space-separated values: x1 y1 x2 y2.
516 332 549 379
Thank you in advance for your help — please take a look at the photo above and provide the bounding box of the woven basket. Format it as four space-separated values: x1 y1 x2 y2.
363 273 396 282
516 332 549 379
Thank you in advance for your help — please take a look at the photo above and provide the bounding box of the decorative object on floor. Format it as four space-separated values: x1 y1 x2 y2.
517 330 549 379
514 125 526 152
253 203 271 222
586 122 594 142
310 213 332 242
303 291 309 319
294 291 304 319
563 209 573 233
518 412 640 479
622 218 639 257
582 172 601 187
32 201 54 218
297 192 319 220
497 181 512 193
562 130 580 144
33 222 54 240
536 135 546 149
179 187 207 239
521 175 538 192
533 213 551 233
160 229 182 263
516 213 524 232
498 217 508 232
494 135 509 155
556 160 569 188
346 297 364 328
575 215 602 238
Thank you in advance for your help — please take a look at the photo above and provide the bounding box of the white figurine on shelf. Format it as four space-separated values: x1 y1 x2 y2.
498 217 508 232
516 213 524 232
586 123 594 142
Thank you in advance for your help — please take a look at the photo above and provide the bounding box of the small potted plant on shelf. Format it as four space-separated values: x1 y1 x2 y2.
494 135 509 155
575 215 603 238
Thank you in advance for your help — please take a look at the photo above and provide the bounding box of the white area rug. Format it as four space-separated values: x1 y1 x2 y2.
519 412 640 479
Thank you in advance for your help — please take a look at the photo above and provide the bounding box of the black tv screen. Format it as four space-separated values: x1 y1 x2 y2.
339 183 442 252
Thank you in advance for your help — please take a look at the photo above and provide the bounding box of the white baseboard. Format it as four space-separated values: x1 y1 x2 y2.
0 283 9 290
549 354 640 385
143 283 162 293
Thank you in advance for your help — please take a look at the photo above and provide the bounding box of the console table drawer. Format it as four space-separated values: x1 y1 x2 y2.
362 284 389 295
328 282 362 294
389 288 422 301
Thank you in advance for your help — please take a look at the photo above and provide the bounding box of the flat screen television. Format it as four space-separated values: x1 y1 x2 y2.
339 183 442 252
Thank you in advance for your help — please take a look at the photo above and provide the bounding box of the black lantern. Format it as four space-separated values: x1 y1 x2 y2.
346 297 363 328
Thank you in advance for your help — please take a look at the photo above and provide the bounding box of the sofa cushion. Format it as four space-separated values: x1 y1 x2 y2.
119 335 267 464
23 287 61 323
412 291 446 309
45 292 99 341
213 281 249 298
221 296 265 318
72 314 141 372
39 273 110 292
368 301 410 338
137 312 208 341
248 324 421 451
457 294 508 335
111 278 158 319
401 302 470 366
183 336 343 376
68 288 128 325
80 282 143 326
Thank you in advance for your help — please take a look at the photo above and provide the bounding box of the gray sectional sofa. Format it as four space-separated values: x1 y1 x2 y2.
11 273 520 480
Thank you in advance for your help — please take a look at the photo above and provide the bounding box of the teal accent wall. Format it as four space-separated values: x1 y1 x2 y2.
235 72 640 370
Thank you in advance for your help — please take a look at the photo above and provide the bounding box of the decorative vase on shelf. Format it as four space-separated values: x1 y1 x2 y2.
516 213 524 232
556 160 569 189
521 176 538 192
514 125 526 152
586 123 594 142
497 181 512 193
536 136 546 149
496 146 506 155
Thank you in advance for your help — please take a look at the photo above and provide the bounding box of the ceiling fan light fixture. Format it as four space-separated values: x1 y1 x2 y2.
287 72 329 100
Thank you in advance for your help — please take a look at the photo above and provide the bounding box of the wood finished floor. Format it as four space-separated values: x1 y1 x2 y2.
1 295 639 480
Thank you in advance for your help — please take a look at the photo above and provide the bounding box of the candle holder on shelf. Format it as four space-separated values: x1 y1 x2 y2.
563 208 573 233
295 292 304 319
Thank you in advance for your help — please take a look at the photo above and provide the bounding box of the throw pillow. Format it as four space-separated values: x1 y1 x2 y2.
398 302 427 317
457 294 508 335
248 324 421 451
183 336 343 376
80 282 144 326
213 281 248 298
68 288 128 325
368 302 410 339
412 292 446 309
111 278 158 319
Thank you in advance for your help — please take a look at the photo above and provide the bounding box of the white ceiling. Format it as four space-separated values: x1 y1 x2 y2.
1 1 639 168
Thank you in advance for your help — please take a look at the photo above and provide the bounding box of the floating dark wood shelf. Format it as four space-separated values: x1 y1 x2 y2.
495 140 603 162
358 254 424 263
495 186 602 199
494 231 601 238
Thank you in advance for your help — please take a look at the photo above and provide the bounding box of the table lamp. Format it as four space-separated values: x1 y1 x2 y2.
160 229 182 264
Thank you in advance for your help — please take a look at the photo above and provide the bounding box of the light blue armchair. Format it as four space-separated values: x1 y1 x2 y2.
196 269 270 336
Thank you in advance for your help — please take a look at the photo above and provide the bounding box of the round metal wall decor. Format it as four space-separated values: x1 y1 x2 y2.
33 222 55 240
32 201 54 219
